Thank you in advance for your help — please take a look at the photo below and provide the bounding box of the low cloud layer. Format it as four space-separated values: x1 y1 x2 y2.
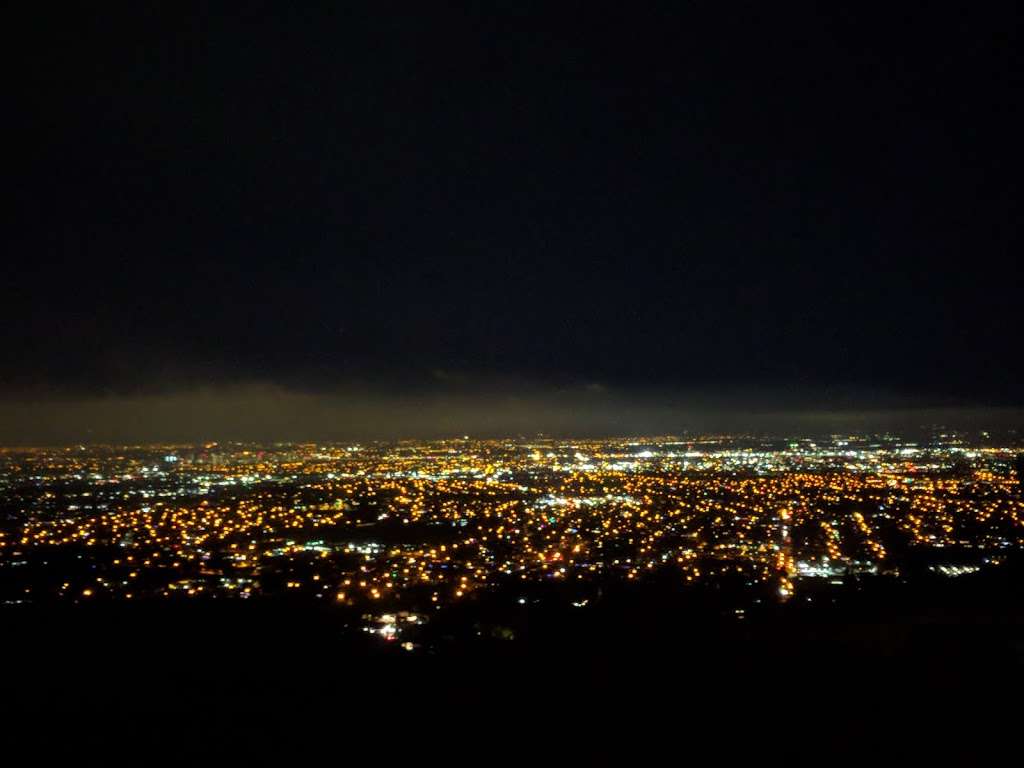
1 383 1021 445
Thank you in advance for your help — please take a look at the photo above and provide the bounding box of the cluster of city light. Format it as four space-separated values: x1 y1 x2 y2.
1 436 1021 619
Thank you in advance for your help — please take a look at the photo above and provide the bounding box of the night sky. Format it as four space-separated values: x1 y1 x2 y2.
5 4 1023 441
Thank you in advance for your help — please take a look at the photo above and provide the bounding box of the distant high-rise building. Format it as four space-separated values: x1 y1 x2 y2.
1016 455 1024 491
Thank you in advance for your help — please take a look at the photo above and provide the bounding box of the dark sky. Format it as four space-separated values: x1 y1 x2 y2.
4 4 1023 440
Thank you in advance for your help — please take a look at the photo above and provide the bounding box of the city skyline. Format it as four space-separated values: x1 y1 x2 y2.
4 3 1023 730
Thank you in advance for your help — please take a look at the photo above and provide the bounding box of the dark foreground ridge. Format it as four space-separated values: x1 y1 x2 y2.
7 555 1023 713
